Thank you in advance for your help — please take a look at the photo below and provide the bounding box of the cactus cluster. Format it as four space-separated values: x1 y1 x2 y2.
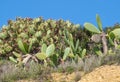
0 17 90 66
1 15 120 66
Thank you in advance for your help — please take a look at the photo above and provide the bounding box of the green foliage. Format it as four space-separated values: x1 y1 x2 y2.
110 28 120 38
1 15 120 67
41 43 47 53
84 14 109 55
17 39 28 54
0 17 91 66
0 32 8 39
63 47 71 60
35 44 55 60
81 49 86 58
84 23 101 33
46 44 55 57
35 53 47 60
96 14 103 31
13 51 21 57
9 56 17 63
0 18 82 58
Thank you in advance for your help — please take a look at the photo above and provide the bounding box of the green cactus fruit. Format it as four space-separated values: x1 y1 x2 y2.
0 32 8 39
29 26 35 35
35 31 42 38
34 18 41 23
50 20 56 28
66 20 71 27
5 45 13 52
19 33 29 39
47 30 51 35
19 24 25 30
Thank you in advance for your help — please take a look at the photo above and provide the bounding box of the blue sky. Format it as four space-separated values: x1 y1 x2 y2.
0 0 120 28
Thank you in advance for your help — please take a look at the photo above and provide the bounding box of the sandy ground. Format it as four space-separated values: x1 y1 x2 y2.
16 65 120 82
79 65 120 82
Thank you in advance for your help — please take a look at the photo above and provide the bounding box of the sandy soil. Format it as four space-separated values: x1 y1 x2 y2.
79 65 120 82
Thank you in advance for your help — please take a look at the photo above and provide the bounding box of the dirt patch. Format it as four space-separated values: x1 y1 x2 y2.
79 65 120 82
51 71 84 82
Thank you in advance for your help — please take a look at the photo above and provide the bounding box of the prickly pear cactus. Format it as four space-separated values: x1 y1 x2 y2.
0 17 88 60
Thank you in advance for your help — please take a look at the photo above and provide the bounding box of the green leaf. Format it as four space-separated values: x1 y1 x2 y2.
69 40 74 50
9 56 17 63
96 14 103 31
84 23 101 33
28 40 33 53
17 39 28 54
108 36 114 46
64 36 70 45
63 47 71 60
75 39 79 52
24 43 29 52
13 51 21 58
46 44 55 57
95 50 103 55
94 47 103 55
69 34 74 49
41 43 47 53
35 53 47 60
49 55 58 66
109 32 115 40
69 53 75 58
111 28 120 38
81 49 86 58
69 34 73 42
